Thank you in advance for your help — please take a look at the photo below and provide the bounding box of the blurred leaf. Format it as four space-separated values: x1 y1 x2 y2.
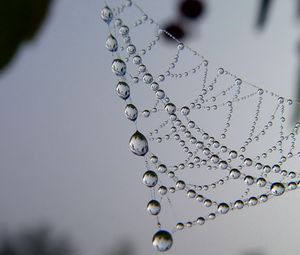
256 0 273 29
0 0 53 73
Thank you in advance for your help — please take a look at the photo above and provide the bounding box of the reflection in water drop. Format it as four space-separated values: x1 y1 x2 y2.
125 104 138 121
100 6 113 23
106 34 118 52
143 171 158 187
129 131 149 156
152 230 173 252
112 59 126 76
147 200 161 215
116 81 130 100
270 182 285 196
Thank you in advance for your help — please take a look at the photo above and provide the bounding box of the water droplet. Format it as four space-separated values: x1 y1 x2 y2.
143 110 150 117
158 164 167 173
234 200 244 209
147 200 161 215
256 177 266 187
119 25 129 35
100 6 113 23
112 59 126 76
156 90 165 99
176 223 184 230
158 186 168 195
165 103 176 114
133 55 142 65
143 171 158 187
127 44 136 54
125 104 138 121
248 197 258 206
116 81 130 100
129 131 149 156
187 189 196 198
270 182 285 196
197 217 205 225
152 230 173 252
180 106 190 116
176 180 186 190
106 34 118 52
177 43 184 50
230 169 241 179
217 203 229 214
278 97 284 104
244 175 254 185
229 150 238 159
114 18 122 27
218 68 224 75
143 73 153 84
235 78 242 85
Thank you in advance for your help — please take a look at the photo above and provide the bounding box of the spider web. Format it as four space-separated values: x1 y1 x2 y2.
101 0 300 252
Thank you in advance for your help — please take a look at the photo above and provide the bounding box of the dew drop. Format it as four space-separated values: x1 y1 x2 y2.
217 203 230 214
105 34 118 52
119 25 129 35
125 104 138 121
152 230 173 252
180 106 190 116
147 200 161 215
129 131 149 156
112 59 126 76
116 81 130 100
270 182 285 196
100 6 113 23
165 103 176 114
143 171 158 187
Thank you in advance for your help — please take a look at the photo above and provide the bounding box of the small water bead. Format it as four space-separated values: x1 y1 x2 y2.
210 155 220 164
288 99 293 105
116 81 130 100
158 75 165 82
143 73 153 84
158 186 168 195
259 194 268 203
133 55 142 65
234 200 244 209
289 171 296 178
150 155 158 164
257 89 264 95
187 189 196 198
270 182 285 196
143 110 150 117
124 104 138 121
119 25 129 35
235 78 242 85
230 169 241 179
244 158 253 167
208 213 216 220
177 43 184 50
112 59 126 76
100 6 113 23
278 97 284 104
143 171 158 187
248 197 258 206
156 90 165 99
186 222 193 228
180 106 190 116
158 164 167 173
217 203 230 214
244 176 254 185
165 103 176 114
176 223 184 230
219 161 228 169
114 18 122 27
123 36 131 44
204 199 212 207
256 177 267 187
151 82 159 91
147 200 161 215
218 68 224 75
263 165 271 173
105 34 118 52
229 150 238 159
129 131 149 156
152 230 173 252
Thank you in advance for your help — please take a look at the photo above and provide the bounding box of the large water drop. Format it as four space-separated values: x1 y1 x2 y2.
129 131 149 156
100 6 113 24
116 81 130 100
112 59 126 76
106 34 118 52
270 182 285 196
125 104 138 121
152 230 173 252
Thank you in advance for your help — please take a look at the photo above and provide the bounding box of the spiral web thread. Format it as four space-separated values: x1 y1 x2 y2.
101 0 300 251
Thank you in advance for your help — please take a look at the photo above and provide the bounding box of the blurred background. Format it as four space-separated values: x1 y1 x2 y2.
1 0 300 254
